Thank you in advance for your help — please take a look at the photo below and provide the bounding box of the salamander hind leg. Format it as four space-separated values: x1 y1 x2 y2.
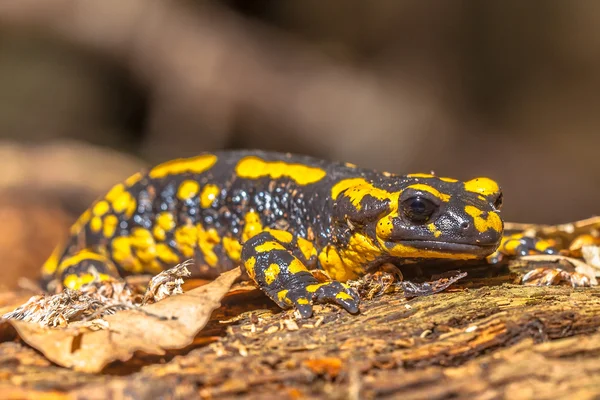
53 249 120 290
241 230 359 318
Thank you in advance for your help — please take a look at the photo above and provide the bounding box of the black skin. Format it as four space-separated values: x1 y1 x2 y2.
42 150 551 318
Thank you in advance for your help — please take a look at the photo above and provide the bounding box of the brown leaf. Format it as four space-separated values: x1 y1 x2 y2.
7 267 241 372
520 254 598 285
582 245 600 274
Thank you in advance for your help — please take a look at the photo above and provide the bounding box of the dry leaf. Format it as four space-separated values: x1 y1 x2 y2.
7 267 241 372
520 255 598 282
519 254 598 287
582 245 600 275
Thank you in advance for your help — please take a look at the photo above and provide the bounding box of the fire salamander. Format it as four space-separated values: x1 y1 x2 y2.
40 150 554 318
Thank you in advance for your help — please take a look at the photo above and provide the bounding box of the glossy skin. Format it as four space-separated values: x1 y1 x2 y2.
42 150 506 317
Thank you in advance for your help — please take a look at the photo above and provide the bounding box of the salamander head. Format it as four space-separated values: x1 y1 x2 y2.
331 174 503 262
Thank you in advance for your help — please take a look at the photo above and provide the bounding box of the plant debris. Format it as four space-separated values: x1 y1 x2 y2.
0 217 598 394
516 254 598 287
504 217 600 286
1 266 240 372
2 262 192 327
401 270 468 298
141 260 192 304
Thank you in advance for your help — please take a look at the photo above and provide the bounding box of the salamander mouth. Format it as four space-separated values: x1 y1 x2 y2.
395 240 498 257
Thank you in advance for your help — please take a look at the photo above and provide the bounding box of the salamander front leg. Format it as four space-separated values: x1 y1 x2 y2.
241 230 360 318
487 232 557 263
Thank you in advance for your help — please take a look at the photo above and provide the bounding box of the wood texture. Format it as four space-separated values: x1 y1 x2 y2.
1 273 599 399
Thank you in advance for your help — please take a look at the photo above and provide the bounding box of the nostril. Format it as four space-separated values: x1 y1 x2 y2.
460 221 470 230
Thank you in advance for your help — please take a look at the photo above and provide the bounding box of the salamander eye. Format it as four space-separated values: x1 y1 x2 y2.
401 196 437 224
493 192 503 210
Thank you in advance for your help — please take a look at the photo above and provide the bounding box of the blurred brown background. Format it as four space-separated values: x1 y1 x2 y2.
0 0 598 287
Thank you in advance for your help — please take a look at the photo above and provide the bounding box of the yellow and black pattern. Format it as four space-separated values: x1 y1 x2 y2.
241 229 358 318
486 231 557 263
41 150 555 317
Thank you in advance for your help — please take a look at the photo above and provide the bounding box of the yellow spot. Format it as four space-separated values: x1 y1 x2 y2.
41 243 63 276
56 250 108 274
103 214 119 238
336 292 354 301
156 243 180 264
200 184 220 208
70 209 91 235
288 259 308 274
242 211 263 242
345 162 357 168
254 241 285 253
337 233 382 277
407 173 435 178
255 241 286 253
440 177 458 183
197 224 221 267
235 156 327 185
245 256 256 280
112 228 160 273
124 172 143 187
111 237 132 263
500 235 522 255
111 237 143 274
177 180 200 200
465 177 500 197
406 184 451 202
427 223 442 238
130 227 155 249
535 239 553 252
277 289 292 305
464 205 503 233
331 178 364 199
153 226 166 242
112 190 137 218
105 183 125 202
306 283 326 293
135 246 157 263
90 216 103 232
156 212 175 232
223 237 242 261
296 298 309 305
175 225 198 258
297 237 317 261
63 273 112 290
264 263 281 285
331 178 397 210
92 201 110 216
268 229 293 243
318 245 360 282
149 154 218 179
376 214 395 239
